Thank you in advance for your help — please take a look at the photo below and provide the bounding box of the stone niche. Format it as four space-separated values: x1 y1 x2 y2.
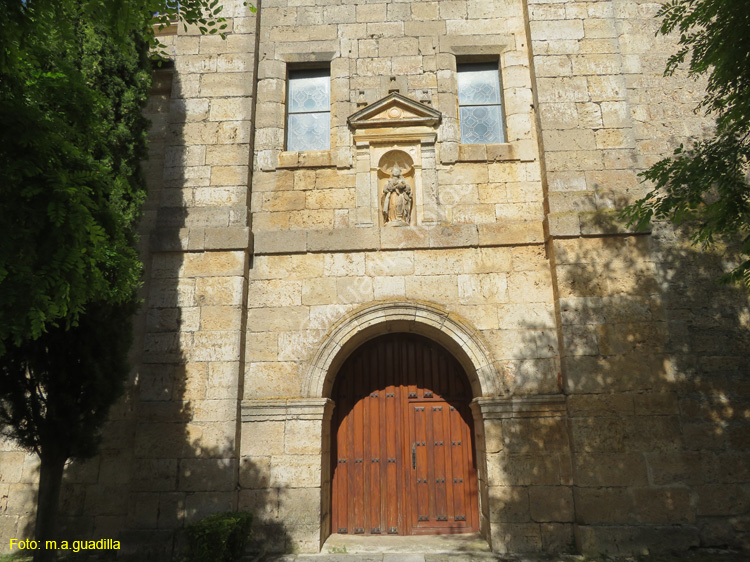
348 93 442 227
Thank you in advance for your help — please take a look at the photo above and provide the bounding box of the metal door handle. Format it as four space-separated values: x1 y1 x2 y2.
412 442 416 469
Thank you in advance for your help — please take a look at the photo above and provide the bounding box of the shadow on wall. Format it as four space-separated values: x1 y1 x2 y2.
494 212 750 555
13 62 293 561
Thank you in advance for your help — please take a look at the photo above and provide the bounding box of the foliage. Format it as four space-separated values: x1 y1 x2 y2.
185 512 253 562
0 0 253 354
622 0 750 287
0 0 153 355
0 1 251 559
0 300 135 460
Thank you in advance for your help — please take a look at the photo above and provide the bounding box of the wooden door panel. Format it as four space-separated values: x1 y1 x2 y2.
331 334 478 536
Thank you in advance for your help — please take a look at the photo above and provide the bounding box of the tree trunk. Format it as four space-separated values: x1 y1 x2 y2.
33 451 67 562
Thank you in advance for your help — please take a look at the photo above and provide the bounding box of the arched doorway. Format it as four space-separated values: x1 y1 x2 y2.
330 333 479 536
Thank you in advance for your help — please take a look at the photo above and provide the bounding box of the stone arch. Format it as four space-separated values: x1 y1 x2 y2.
301 300 500 399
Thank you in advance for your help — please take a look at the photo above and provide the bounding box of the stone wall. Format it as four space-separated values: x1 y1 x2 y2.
530 0 750 553
0 0 748 558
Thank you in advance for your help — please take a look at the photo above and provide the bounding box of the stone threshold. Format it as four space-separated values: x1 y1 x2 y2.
321 532 492 554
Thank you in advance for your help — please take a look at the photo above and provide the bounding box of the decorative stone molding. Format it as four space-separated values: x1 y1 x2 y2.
348 93 442 227
241 398 334 423
301 300 501 399
472 395 566 419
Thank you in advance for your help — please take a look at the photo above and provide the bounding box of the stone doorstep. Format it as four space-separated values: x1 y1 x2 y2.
322 532 492 554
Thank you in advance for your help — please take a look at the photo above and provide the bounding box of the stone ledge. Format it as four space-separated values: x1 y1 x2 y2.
473 395 567 419
278 150 334 169
576 524 700 555
548 210 653 238
254 222 546 255
253 230 307 254
241 398 333 423
458 143 517 162
307 227 379 252
150 227 250 251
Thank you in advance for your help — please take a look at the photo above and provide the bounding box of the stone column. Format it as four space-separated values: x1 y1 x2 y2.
420 140 439 225
474 395 573 554
354 141 373 227
240 398 334 553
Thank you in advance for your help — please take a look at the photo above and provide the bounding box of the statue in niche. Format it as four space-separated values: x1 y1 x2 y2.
381 165 412 226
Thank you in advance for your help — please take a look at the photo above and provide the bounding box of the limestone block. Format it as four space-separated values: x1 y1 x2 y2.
191 399 237 423
200 72 253 97
489 453 566 486
254 230 306 254
278 488 321 526
179 458 235 492
324 4 355 24
571 417 625 453
587 75 626 102
530 19 583 41
307 227 379 252
269 454 321 488
324 252 365 277
631 488 694 523
336 276 374 304
411 248 463 276
718 452 750 483
206 362 240 401
646 451 706 487
478 223 545 246
575 487 635 524
239 456 272 491
288 209 335 229
529 486 573 522
574 453 648 487
577 525 700 556
695 484 749 516
218 120 252 144
285 419 322 455
490 522 542 554
405 275 459 303
430 224 479 248
204 226 250 250
0 453 25 484
379 36 420 57
365 251 414 277
373 276 406 300
623 416 682 453
508 270 554 303
170 98 211 122
199 32 254 54
194 276 244 306
356 57 392 76
245 362 301 398
241 421 284 457
246 306 309 332
277 330 324 362
246 279 302 308
179 122 219 145
301 278 337 306
496 303 556 331
184 491 234 523
183 251 244 278
458 273 509 304
567 394 635 417
488 485 530 523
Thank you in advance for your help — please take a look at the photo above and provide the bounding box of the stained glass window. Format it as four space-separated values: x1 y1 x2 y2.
286 68 330 152
457 63 505 144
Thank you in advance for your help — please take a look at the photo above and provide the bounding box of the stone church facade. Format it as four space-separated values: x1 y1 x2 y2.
1 0 749 558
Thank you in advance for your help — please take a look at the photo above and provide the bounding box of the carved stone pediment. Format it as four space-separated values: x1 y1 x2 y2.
348 93 442 129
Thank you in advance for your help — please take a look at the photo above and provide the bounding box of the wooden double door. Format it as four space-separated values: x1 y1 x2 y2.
331 333 479 535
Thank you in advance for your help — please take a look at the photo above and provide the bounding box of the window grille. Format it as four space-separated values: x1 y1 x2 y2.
286 68 331 152
457 63 505 144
